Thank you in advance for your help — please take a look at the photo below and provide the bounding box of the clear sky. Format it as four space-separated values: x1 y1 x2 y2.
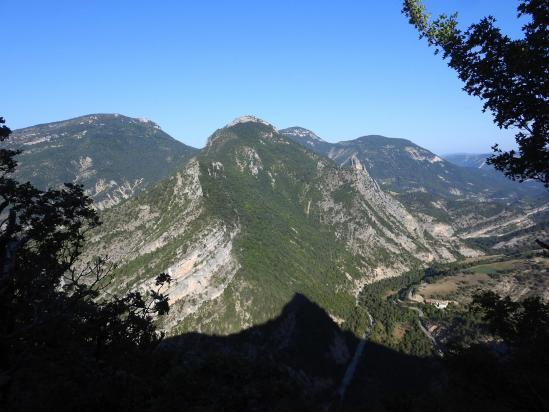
2 0 527 154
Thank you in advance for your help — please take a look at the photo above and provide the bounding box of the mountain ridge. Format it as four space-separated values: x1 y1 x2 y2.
84 119 471 336
280 126 547 202
6 114 545 336
444 152 492 169
5 113 198 209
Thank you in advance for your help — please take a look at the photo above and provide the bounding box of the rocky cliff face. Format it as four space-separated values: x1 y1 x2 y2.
85 116 475 336
5 114 198 209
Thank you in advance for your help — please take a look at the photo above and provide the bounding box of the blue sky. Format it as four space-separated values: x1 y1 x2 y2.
2 1 526 154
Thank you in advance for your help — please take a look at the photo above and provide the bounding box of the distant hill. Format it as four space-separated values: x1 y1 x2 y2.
280 127 549 252
444 153 492 169
4 114 198 209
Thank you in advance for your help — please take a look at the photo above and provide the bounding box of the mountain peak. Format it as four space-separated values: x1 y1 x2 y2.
225 115 275 130
279 127 324 142
14 113 165 134
349 134 413 146
8 113 197 209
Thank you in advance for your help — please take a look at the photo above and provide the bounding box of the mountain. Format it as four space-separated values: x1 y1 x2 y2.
280 127 549 246
10 114 545 335
6 115 547 408
280 128 544 202
278 126 333 154
4 114 198 209
84 116 472 336
444 152 492 169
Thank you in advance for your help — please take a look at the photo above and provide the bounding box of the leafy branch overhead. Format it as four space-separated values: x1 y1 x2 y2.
403 0 549 186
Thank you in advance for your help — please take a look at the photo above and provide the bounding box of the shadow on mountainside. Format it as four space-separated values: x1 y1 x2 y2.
158 293 443 411
5 291 544 411
159 293 549 412
160 293 359 409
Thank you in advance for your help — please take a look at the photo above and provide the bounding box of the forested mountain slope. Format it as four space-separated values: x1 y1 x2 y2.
85 116 471 335
4 114 198 209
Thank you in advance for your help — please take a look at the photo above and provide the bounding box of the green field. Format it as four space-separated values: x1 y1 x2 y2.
466 260 520 274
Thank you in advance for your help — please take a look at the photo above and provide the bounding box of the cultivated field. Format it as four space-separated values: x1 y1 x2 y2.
415 254 549 303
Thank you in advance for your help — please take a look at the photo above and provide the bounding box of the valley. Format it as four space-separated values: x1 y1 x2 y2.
4 1 547 409
80 115 526 336
374 252 549 353
6 113 547 339
3 113 547 409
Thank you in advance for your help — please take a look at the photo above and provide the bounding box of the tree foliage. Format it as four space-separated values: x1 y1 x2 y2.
403 0 549 186
470 290 549 350
0 116 172 410
440 291 549 411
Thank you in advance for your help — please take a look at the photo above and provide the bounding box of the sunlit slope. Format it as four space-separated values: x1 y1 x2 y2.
87 117 464 335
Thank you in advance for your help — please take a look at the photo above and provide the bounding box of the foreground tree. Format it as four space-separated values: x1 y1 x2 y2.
0 116 171 410
403 0 548 186
442 292 549 411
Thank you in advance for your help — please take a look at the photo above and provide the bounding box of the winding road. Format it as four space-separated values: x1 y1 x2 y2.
401 302 444 357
